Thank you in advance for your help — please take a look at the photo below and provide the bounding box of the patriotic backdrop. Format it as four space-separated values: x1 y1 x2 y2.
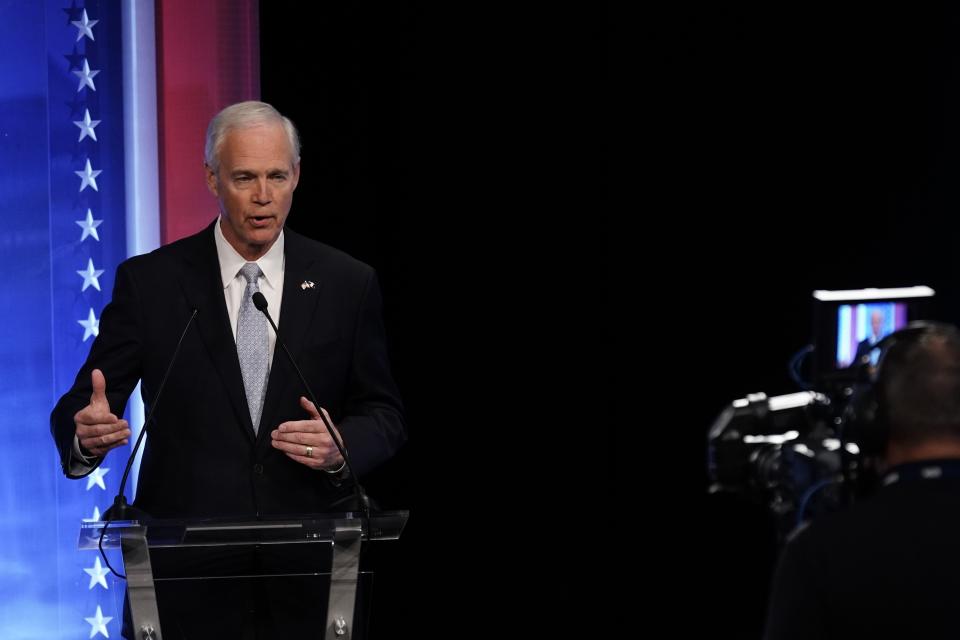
0 1 258 636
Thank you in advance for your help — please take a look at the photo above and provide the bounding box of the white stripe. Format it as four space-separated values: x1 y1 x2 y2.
122 0 160 499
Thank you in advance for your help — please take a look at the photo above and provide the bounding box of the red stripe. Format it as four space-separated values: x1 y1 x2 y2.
155 0 260 243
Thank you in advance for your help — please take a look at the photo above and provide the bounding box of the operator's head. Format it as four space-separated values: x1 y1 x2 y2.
877 323 960 463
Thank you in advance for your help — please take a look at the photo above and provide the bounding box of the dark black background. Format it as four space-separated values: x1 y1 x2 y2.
261 2 608 635
650 2 960 637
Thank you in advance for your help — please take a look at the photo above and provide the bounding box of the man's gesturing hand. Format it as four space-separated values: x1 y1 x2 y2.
271 396 345 471
74 369 130 457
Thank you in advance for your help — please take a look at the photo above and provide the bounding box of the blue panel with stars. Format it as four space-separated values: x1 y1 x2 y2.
0 1 127 638
0 3 58 636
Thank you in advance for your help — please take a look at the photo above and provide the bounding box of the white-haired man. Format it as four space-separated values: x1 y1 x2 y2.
51 101 406 637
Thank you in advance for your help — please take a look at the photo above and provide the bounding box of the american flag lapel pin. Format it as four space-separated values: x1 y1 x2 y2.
301 280 315 290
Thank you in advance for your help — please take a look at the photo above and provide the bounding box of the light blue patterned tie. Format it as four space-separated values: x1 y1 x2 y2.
237 262 268 434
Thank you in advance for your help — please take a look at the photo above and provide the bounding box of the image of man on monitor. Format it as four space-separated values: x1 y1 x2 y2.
855 309 889 365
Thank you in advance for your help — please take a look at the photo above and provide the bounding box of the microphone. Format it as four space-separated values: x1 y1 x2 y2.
251 292 370 518
98 307 199 579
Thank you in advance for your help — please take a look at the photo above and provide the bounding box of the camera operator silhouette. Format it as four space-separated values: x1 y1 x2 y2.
765 322 960 640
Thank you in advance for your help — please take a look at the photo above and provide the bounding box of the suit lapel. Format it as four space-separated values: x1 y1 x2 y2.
257 231 323 442
176 221 256 442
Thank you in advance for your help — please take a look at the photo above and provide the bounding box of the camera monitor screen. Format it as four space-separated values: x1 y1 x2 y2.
812 286 935 384
834 301 907 368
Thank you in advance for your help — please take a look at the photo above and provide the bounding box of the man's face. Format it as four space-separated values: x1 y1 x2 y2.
205 122 300 260
872 312 884 337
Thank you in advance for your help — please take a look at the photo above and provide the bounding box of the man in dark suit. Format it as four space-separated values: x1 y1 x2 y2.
50 101 406 637
854 309 887 365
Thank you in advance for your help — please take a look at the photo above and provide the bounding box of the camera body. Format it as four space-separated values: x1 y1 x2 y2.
708 388 873 540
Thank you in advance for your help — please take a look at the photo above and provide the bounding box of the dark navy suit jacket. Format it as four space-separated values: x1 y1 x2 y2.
51 220 406 518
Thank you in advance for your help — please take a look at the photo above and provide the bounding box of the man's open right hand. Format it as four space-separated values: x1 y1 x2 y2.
74 369 130 457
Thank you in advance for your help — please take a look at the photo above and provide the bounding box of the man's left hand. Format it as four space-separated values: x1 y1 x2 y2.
271 396 345 471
